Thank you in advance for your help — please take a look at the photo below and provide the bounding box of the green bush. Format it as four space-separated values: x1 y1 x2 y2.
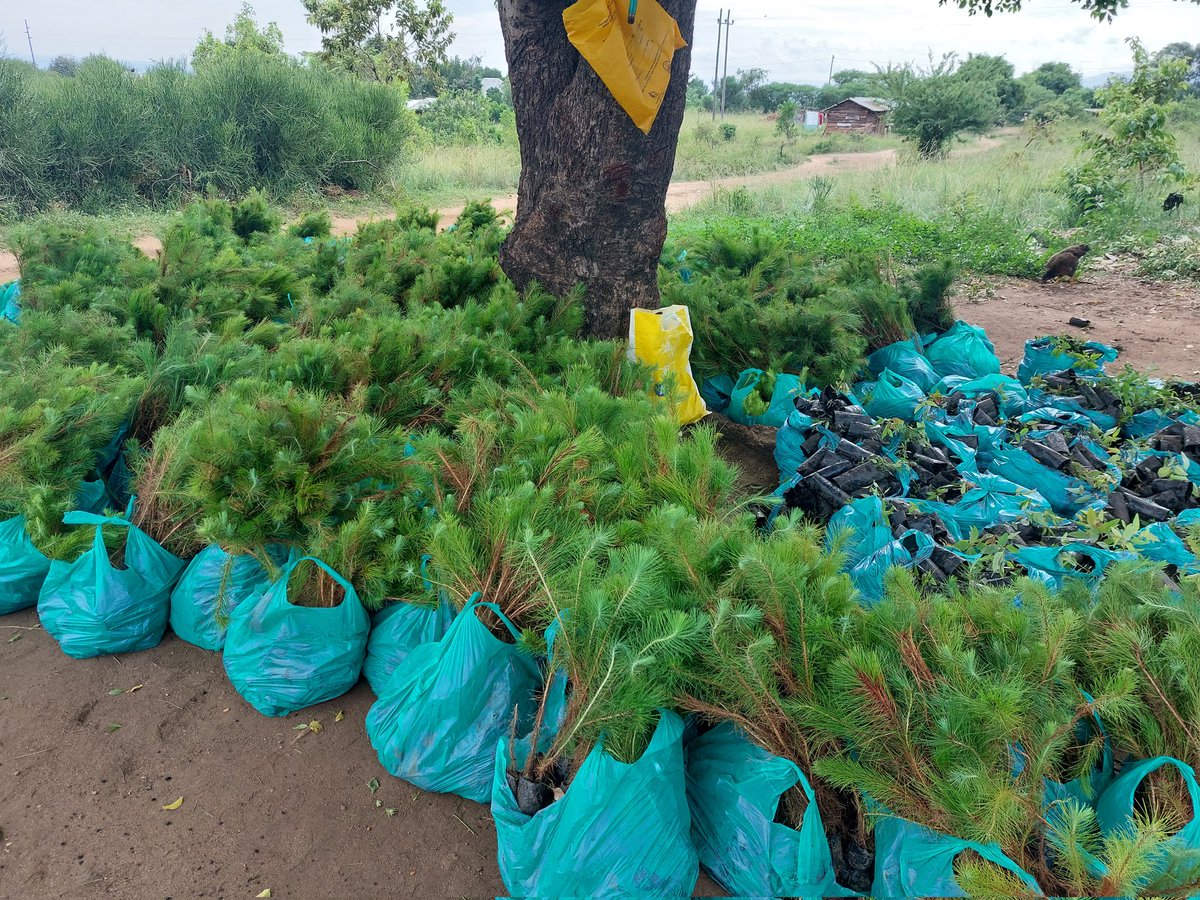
0 52 415 212
417 91 514 146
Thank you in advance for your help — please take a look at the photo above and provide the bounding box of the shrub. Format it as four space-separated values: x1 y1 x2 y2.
417 91 513 146
1 52 415 211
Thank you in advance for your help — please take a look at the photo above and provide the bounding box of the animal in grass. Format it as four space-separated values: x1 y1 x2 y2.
1164 192 1185 212
1041 244 1089 283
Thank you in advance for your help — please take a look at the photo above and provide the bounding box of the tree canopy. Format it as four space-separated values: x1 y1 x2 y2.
891 74 998 156
942 0 1200 21
192 3 286 69
302 0 453 84
1029 61 1082 96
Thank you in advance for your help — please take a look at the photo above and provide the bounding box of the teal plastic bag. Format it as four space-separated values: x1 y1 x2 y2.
1131 522 1200 574
775 409 813 482
492 709 698 898
222 556 369 716
923 321 1001 381
987 445 1101 516
868 340 939 393
862 369 926 422
1094 757 1200 889
74 479 110 515
699 373 734 415
1125 409 1177 439
1012 543 1133 591
1016 336 1118 385
686 722 856 898
728 368 803 428
38 503 185 658
871 813 1042 897
363 598 456 696
169 545 283 651
1 280 20 324
828 497 935 605
0 516 51 616
1177 509 1200 529
907 474 1049 542
366 595 540 803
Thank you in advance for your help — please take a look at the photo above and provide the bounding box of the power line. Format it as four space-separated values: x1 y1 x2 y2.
24 18 36 67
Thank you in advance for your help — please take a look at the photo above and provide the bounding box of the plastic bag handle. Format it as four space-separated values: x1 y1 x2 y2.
733 368 764 390
463 593 523 643
287 555 356 600
62 493 137 528
1097 756 1200 839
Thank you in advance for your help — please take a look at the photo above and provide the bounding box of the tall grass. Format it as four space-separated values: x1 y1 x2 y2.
671 123 1200 277
0 53 415 216
672 110 899 181
394 143 521 203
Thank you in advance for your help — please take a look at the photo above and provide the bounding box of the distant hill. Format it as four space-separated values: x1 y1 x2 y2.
1082 71 1131 88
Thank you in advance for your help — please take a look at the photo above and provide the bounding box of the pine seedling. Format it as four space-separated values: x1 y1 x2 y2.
1070 563 1200 813
802 570 1097 883
0 351 143 558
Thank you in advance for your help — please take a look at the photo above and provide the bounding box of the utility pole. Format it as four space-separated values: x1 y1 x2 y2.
711 8 723 121
827 54 835 86
719 12 733 119
25 19 36 67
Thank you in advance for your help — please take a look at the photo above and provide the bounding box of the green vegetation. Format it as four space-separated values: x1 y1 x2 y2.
0 53 414 215
5 169 1200 889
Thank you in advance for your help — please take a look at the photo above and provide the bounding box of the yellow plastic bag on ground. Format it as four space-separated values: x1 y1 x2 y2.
629 306 708 425
563 0 687 134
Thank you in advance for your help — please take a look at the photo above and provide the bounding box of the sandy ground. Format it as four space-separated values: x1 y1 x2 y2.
958 270 1200 381
0 607 722 898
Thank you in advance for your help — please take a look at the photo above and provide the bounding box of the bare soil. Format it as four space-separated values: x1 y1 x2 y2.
956 271 1200 381
1 609 723 898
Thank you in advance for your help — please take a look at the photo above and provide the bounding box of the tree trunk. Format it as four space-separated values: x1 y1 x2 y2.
498 0 697 339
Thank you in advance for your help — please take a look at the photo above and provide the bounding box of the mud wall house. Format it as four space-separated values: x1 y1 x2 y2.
821 97 891 135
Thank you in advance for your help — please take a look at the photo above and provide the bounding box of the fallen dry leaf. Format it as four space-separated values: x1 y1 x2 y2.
334 710 345 723
129 684 144 693
161 797 184 811
307 720 322 734
255 890 272 898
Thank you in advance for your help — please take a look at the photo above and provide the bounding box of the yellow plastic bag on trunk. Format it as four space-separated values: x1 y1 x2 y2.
563 0 687 134
629 306 708 425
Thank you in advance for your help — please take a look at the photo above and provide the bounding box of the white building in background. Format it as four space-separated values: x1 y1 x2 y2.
481 77 504 95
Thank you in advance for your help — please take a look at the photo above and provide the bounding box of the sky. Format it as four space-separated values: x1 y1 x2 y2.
2 0 1198 85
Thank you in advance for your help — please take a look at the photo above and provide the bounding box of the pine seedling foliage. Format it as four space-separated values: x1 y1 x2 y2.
0 351 143 557
1070 563 1200 821
536 538 706 769
305 494 429 610
143 379 407 564
968 795 1200 896
802 571 1095 882
680 512 859 769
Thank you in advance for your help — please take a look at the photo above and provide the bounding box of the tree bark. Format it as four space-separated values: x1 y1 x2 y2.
498 0 697 339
